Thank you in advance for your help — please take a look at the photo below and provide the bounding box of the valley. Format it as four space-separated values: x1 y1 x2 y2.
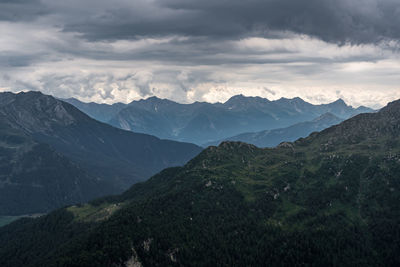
1 1 398 265
0 96 398 266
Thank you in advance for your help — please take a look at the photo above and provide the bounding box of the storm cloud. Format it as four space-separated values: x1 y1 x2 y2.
40 0 400 44
0 0 49 21
0 0 399 107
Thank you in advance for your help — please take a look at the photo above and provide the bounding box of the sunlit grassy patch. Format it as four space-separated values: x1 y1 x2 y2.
67 202 123 222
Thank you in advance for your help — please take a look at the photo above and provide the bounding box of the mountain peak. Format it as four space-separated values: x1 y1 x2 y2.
230 94 246 99
201 141 259 158
13 91 59 104
381 98 400 112
132 96 176 106
145 96 162 101
377 99 400 120
0 91 88 133
330 98 347 107
277 96 304 102
218 141 258 150
291 96 304 102
17 90 44 96
145 96 175 103
191 141 259 168
275 97 308 106
0 90 46 104
224 94 271 108
225 94 246 103
303 97 400 148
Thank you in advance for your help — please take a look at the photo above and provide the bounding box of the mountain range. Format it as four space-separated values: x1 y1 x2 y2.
0 91 201 215
64 95 373 145
206 112 344 147
1 98 398 266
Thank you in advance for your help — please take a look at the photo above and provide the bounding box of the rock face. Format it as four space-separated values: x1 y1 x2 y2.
0 91 202 215
0 99 398 266
66 94 373 145
2 92 76 132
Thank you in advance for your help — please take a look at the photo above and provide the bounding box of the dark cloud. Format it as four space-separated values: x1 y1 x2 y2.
0 52 46 67
1 0 399 107
43 32 384 67
52 0 400 45
2 0 399 45
0 0 49 21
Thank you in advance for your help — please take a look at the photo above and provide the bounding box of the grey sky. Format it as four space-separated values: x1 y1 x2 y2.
0 0 399 108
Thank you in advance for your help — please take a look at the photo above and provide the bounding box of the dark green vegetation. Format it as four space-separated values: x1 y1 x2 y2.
206 112 343 147
0 91 201 215
65 94 372 145
0 99 398 266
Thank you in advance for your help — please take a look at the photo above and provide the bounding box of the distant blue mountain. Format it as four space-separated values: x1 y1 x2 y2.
62 97 126 123
65 95 374 145
205 112 343 148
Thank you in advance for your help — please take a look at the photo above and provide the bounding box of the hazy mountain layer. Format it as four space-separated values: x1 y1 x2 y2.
0 98 398 266
66 95 373 145
205 112 343 147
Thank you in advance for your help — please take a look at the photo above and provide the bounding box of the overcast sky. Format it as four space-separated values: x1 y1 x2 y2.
1 0 400 108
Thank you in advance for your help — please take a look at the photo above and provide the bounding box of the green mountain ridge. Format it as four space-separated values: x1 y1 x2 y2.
0 99 398 266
